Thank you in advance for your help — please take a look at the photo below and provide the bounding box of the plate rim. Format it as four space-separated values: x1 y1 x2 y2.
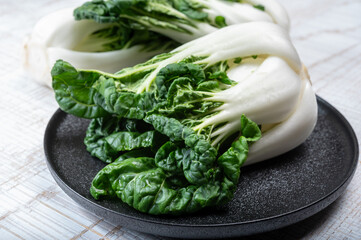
43 96 359 234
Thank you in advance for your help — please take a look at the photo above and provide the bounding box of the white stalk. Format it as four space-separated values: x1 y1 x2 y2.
139 22 301 93
23 8 165 88
243 0 290 30
202 56 302 128
245 71 317 165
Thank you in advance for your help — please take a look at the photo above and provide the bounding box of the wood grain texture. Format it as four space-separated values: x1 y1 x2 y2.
0 0 360 239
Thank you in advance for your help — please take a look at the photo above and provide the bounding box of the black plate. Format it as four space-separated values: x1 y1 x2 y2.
44 97 358 239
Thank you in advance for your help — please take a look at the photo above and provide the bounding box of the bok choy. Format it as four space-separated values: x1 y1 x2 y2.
24 0 289 87
51 22 317 215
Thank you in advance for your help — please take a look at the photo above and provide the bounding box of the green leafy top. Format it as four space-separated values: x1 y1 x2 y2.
52 57 238 144
72 0 211 52
89 114 261 215
74 0 209 30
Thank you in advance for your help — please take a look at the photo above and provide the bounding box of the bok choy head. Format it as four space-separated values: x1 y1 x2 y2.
51 22 317 215
24 0 289 87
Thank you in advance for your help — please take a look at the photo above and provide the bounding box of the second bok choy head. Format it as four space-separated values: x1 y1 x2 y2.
24 0 289 87
51 22 317 214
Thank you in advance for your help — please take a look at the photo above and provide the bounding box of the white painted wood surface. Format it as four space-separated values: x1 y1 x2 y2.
0 0 360 239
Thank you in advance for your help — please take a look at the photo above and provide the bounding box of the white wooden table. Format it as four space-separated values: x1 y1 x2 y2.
0 0 360 239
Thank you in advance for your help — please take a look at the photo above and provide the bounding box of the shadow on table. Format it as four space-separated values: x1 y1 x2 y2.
165 194 343 240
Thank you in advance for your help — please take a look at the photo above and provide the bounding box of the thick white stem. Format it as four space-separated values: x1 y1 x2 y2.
244 0 290 30
244 76 317 166
201 0 274 25
23 8 164 88
140 22 301 93
193 56 302 133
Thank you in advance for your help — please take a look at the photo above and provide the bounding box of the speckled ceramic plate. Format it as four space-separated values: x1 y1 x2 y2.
44 96 358 239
